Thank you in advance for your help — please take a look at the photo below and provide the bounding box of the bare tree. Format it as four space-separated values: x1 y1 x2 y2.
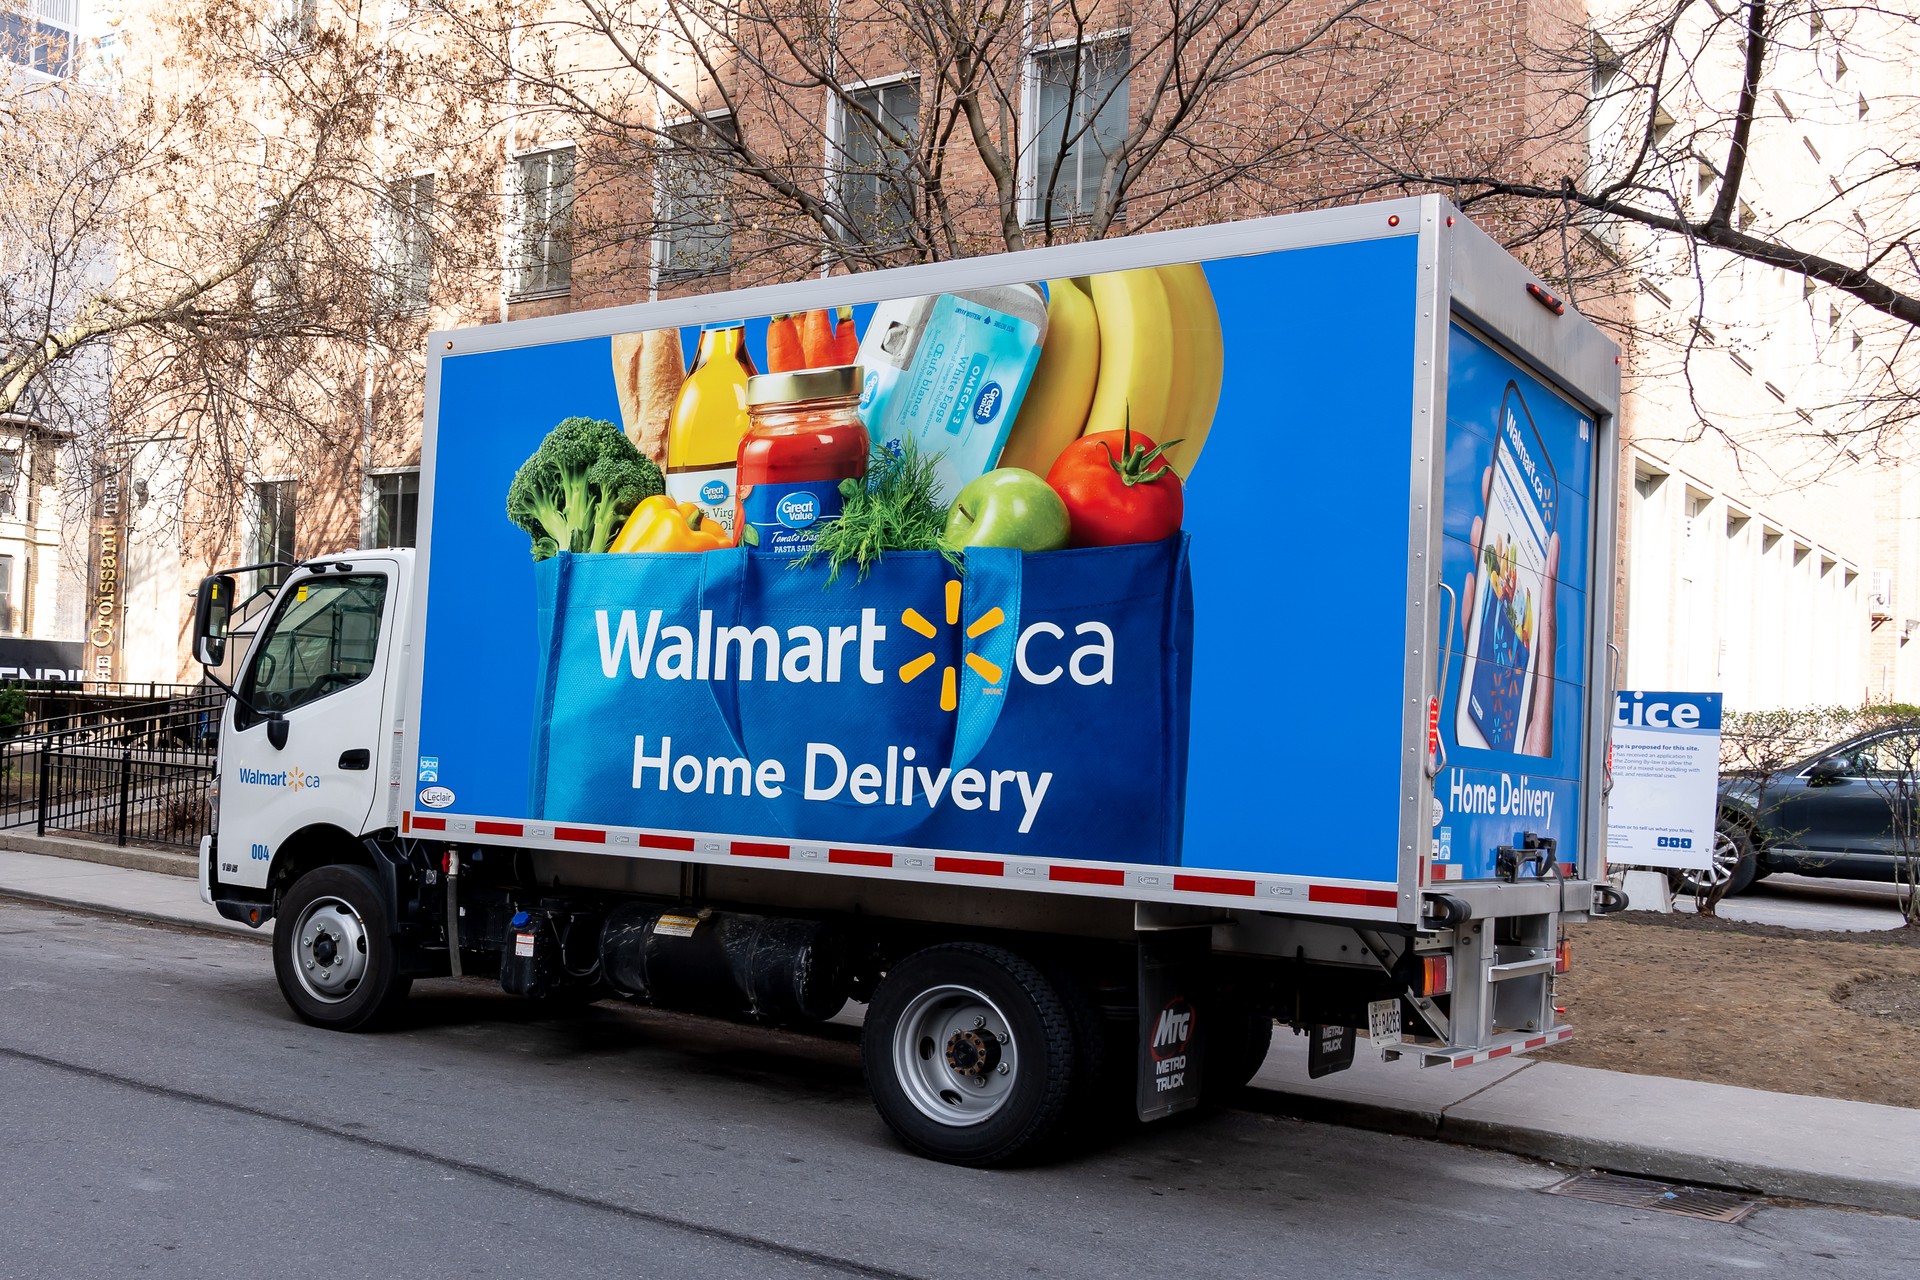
1309 0 1920 461
1 3 491 558
425 0 1442 283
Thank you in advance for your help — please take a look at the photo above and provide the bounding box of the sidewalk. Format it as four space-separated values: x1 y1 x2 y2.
1 841 1914 1216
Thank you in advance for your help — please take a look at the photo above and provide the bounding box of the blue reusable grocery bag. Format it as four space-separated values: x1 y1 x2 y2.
528 537 1193 864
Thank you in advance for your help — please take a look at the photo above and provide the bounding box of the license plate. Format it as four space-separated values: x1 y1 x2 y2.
1367 999 1401 1045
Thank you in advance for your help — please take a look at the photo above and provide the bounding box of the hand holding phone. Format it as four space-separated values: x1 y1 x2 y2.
1457 381 1559 757
1462 468 1559 755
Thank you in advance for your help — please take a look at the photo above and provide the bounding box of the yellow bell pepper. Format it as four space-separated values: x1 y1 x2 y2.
610 495 731 553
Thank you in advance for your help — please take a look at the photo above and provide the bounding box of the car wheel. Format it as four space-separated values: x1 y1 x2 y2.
274 865 412 1031
1671 818 1758 899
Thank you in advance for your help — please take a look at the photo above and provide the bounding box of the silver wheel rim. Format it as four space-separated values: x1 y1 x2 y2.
292 895 370 1004
1683 831 1741 892
892 983 1019 1126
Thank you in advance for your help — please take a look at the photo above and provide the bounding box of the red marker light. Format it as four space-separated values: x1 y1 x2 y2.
1388 214 1401 227
1427 696 1441 758
1526 282 1565 315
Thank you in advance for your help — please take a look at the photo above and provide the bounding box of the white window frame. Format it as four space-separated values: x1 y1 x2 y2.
827 73 921 248
2 0 78 80
652 112 737 282
1018 29 1131 229
250 477 298 591
264 0 318 56
508 143 577 301
376 170 435 315
363 467 421 550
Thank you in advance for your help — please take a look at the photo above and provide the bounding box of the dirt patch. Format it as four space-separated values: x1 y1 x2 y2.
1541 912 1920 1109
1836 974 1920 1029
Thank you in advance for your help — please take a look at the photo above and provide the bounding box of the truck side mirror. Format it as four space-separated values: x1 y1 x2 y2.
1808 756 1848 785
193 573 236 667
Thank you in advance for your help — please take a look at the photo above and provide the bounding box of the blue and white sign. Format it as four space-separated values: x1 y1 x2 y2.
1605 690 1720 870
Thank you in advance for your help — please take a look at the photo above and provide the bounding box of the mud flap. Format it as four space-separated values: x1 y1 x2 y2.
1307 1025 1356 1078
1136 927 1208 1121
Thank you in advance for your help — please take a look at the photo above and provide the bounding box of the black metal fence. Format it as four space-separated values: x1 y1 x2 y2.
0 688 222 851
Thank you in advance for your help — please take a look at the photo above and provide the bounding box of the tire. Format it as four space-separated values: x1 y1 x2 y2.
862 943 1080 1167
1204 1004 1275 1101
274 865 412 1031
1670 816 1759 899
1035 957 1130 1142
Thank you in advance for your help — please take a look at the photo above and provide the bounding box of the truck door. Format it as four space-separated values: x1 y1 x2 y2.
218 565 397 890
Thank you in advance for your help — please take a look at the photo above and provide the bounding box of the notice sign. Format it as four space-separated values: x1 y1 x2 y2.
1606 691 1720 870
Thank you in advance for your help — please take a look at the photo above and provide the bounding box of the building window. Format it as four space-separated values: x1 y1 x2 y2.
1025 36 1130 225
1 0 77 79
836 80 919 246
267 0 317 51
371 471 419 548
0 451 18 520
657 116 736 279
252 480 297 588
511 146 575 299
0 555 13 634
379 172 435 313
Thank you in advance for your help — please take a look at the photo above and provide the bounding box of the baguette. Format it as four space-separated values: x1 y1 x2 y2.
611 328 685 468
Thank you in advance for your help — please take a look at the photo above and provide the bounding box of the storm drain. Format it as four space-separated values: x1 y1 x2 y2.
1545 1171 1759 1223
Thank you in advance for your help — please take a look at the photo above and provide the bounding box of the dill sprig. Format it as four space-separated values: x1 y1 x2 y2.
796 437 961 583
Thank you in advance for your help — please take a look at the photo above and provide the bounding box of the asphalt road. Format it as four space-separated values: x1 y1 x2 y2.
2 900 1915 1280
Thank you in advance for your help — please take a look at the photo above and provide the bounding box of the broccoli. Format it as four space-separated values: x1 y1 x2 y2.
506 416 664 560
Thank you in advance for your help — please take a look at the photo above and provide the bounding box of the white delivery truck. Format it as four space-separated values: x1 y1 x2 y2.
194 197 1625 1166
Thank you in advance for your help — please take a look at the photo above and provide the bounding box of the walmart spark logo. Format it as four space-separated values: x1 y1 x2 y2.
897 579 1004 712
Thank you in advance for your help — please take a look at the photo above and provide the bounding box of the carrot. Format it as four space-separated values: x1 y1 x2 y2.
766 313 803 372
834 305 860 364
799 308 837 367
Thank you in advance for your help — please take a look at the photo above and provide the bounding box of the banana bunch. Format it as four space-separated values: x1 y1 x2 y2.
996 265 1224 480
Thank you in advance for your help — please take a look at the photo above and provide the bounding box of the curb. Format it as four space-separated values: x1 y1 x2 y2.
0 832 197 880
0 889 268 945
1239 1087 1920 1218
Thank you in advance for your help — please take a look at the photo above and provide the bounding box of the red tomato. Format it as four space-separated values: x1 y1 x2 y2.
1045 426 1184 547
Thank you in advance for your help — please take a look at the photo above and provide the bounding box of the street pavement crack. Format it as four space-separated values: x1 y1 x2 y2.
1438 1059 1536 1122
0 1041 925 1280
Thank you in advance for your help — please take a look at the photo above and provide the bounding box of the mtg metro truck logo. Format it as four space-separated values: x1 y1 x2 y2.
237 766 319 793
1149 996 1196 1094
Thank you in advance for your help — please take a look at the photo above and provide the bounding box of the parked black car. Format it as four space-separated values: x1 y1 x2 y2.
1706 722 1920 896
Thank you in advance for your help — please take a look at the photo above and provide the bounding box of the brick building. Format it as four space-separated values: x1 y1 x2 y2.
86 0 1915 713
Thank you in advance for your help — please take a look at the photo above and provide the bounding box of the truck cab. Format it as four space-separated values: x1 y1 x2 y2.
199 554 412 928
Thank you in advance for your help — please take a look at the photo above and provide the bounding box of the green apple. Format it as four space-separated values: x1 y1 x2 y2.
945 468 1072 552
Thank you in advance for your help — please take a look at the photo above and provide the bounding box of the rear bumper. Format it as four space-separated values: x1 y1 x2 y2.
1393 1025 1574 1069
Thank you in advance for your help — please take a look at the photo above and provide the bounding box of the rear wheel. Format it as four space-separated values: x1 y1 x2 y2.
862 943 1080 1167
1205 1004 1275 1101
1671 817 1759 899
273 865 412 1031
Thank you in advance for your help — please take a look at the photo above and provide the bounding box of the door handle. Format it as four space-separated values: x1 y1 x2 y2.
338 749 371 771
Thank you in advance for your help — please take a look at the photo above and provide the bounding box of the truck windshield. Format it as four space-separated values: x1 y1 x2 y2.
237 573 388 729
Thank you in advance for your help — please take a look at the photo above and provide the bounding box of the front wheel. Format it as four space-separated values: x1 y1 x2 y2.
862 943 1080 1167
273 865 412 1031
1670 817 1759 899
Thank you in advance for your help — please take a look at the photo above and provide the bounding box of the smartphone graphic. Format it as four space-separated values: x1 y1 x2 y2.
1457 381 1557 754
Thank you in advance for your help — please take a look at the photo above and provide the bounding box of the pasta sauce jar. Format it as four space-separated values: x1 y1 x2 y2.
736 367 869 553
